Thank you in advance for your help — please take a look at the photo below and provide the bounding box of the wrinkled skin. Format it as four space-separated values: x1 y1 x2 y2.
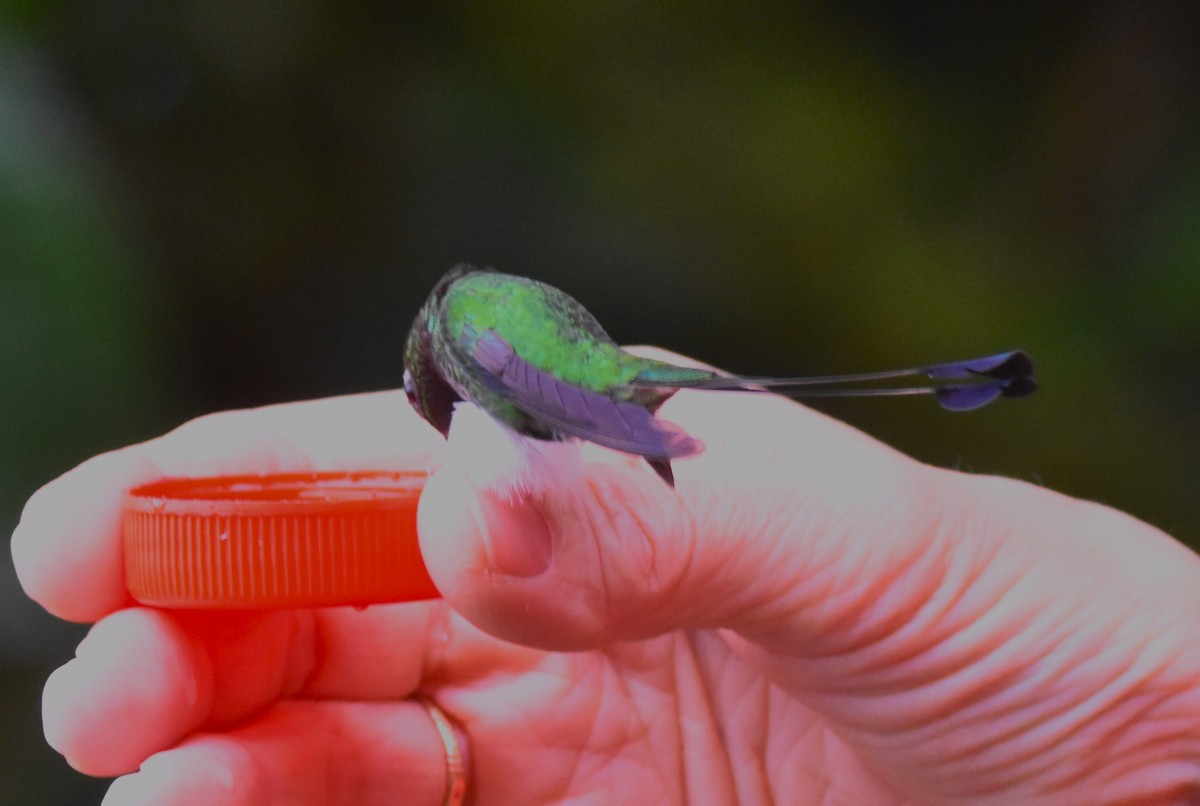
12 348 1200 805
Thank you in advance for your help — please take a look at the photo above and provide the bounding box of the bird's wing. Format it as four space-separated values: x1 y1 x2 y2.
467 329 702 459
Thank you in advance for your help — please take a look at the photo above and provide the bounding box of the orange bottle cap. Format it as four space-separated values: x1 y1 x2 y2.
123 471 438 609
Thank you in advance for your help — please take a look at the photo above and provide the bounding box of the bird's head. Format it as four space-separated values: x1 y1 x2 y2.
402 265 479 436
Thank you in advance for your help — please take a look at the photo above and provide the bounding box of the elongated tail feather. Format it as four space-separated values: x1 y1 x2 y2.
633 350 1036 412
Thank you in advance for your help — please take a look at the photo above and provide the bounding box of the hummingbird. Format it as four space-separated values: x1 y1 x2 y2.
403 265 1036 487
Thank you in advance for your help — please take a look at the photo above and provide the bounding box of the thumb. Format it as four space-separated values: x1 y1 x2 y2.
418 462 696 650
416 372 938 653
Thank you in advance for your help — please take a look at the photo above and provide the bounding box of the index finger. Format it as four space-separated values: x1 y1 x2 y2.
12 391 441 623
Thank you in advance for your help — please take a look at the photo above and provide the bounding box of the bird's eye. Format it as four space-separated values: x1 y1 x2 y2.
403 369 418 405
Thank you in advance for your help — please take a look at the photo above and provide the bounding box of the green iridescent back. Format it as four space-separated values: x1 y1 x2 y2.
439 272 646 394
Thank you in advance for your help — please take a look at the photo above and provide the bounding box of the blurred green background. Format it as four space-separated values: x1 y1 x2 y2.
3 2 1198 802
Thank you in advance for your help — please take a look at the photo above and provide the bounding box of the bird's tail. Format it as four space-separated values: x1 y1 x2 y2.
634 350 1036 412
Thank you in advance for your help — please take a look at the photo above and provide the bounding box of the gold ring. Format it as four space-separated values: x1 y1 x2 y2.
416 694 469 806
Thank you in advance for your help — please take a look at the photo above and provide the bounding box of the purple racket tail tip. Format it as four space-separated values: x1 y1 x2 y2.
926 350 1034 381
935 384 1004 411
932 351 1037 411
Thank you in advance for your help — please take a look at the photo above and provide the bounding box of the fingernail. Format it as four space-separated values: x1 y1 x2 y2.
476 492 554 578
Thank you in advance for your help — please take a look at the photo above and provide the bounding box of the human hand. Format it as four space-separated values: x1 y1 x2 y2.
13 349 1200 804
